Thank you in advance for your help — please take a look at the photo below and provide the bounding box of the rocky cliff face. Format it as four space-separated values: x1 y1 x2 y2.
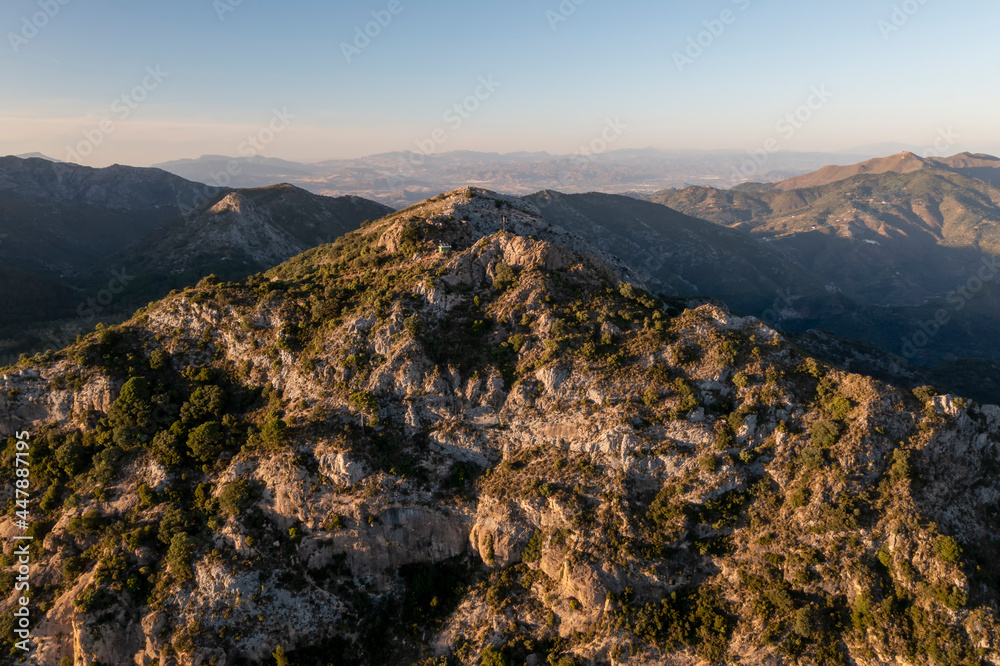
0 188 998 665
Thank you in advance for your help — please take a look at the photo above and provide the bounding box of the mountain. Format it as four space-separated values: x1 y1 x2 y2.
1 187 998 664
0 156 206 277
153 155 321 189
0 157 391 357
644 152 1000 303
774 151 1000 191
123 184 391 276
641 154 1000 373
153 149 881 209
13 153 60 162
522 190 845 318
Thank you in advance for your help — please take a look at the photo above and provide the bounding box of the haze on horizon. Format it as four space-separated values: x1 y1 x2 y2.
1 0 998 167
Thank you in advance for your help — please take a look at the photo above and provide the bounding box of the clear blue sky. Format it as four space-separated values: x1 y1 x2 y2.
1 0 997 166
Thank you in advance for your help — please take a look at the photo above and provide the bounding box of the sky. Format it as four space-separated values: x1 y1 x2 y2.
0 0 997 167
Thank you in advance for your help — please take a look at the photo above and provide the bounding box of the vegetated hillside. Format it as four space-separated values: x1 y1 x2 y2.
642 154 1000 397
523 190 845 319
101 183 394 307
1 188 998 665
0 156 206 210
0 158 205 279
774 152 1000 192
0 157 391 360
773 152 937 191
645 155 1000 306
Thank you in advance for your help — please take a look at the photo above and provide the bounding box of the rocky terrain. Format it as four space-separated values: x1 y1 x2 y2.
644 153 1000 307
642 153 1000 401
0 188 998 665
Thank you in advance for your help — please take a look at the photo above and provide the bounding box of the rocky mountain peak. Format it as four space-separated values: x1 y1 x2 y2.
1 187 999 664
378 187 648 290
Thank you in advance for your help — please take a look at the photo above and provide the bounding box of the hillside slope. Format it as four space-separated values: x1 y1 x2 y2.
0 188 998 665
0 157 206 278
100 184 394 301
0 158 391 360
523 191 844 318
646 154 1000 305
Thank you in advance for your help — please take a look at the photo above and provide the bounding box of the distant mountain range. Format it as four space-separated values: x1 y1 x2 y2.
0 157 390 358
5 150 1000 402
152 149 898 208
638 152 1000 398
5 184 1000 665
643 152 1000 304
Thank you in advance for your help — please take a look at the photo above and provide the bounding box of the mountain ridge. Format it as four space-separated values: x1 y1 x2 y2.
0 187 998 664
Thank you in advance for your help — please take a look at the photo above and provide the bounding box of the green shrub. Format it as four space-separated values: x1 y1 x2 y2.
810 419 840 448
149 349 169 371
219 479 255 516
166 532 194 581
349 391 379 424
55 438 86 476
39 484 61 513
62 555 88 583
934 536 961 564
258 417 289 448
672 378 699 415
67 510 104 538
404 315 424 336
180 385 224 425
494 263 517 291
671 345 699 366
890 448 912 482
800 446 824 470
186 421 224 462
789 488 810 508
151 427 183 466
643 387 661 408
158 504 189 545
108 377 152 448
522 530 544 562
137 483 156 508
792 606 816 638
824 395 852 421
73 585 113 613
480 646 505 666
